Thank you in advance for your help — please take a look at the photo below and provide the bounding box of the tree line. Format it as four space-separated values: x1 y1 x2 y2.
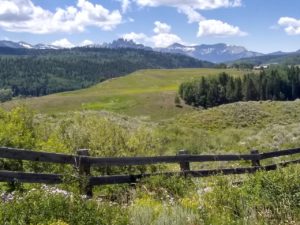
179 67 300 108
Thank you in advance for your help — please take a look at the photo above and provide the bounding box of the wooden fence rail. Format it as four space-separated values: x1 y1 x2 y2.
0 147 300 197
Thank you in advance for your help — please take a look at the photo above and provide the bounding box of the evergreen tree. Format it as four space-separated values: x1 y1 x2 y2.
225 77 236 102
234 77 243 101
0 88 12 102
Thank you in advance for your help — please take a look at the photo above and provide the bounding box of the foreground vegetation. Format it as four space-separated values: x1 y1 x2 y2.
1 163 300 224
1 100 300 223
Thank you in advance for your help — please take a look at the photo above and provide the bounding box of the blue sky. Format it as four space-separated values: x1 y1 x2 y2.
0 0 300 53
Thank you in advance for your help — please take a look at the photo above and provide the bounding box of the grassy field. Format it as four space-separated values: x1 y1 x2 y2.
2 68 245 120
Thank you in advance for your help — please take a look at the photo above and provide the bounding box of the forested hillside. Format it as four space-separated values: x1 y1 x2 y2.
0 47 213 98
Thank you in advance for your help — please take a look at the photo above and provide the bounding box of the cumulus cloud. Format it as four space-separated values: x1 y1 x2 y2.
0 0 122 34
197 19 247 37
278 17 300 35
122 32 148 43
133 0 242 22
153 21 171 33
122 21 182 48
80 39 94 46
151 33 181 48
52 38 75 48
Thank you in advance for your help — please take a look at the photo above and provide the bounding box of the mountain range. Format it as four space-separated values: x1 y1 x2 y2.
0 40 60 50
0 39 300 64
158 43 264 63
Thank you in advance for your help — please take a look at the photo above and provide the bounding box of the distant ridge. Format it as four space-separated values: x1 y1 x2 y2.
159 43 263 63
230 51 300 66
1 39 300 64
0 40 59 49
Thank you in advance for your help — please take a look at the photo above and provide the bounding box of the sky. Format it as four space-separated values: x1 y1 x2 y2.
0 0 300 53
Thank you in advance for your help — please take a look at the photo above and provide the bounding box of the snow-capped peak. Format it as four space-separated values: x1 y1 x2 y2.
18 41 33 49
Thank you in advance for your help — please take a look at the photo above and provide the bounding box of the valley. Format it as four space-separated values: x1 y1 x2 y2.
2 0 300 223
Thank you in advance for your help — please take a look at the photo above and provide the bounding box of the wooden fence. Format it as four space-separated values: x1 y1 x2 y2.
1 147 300 197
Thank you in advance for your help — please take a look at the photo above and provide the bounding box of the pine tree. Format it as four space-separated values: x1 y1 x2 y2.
243 76 258 101
225 77 236 102
234 78 243 101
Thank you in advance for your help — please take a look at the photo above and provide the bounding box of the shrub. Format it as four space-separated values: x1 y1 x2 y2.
0 88 12 102
137 175 195 199
0 189 128 225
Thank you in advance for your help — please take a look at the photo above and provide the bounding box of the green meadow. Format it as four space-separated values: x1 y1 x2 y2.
2 68 244 120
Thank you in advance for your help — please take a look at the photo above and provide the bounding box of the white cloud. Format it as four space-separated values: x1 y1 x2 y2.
177 6 204 23
134 0 241 10
122 21 182 48
151 33 181 48
197 19 247 37
120 0 131 13
80 39 94 46
128 17 135 22
278 17 300 35
0 0 122 34
153 21 171 33
122 32 148 43
133 0 242 22
52 38 75 48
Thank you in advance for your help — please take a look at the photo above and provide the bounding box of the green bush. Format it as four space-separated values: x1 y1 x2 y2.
0 88 12 102
0 189 128 225
200 165 300 224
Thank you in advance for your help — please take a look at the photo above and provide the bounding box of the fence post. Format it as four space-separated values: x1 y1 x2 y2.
250 149 260 167
77 149 92 198
178 149 190 173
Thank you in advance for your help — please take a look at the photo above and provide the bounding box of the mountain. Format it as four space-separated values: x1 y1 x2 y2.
34 43 60 49
1 39 277 64
159 43 264 63
0 40 33 49
0 39 152 51
102 38 152 51
268 51 289 56
231 51 300 66
0 40 60 49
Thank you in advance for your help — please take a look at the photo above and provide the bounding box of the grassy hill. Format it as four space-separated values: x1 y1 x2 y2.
2 68 243 120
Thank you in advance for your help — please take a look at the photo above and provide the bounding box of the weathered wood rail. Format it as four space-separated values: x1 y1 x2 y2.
0 147 300 197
